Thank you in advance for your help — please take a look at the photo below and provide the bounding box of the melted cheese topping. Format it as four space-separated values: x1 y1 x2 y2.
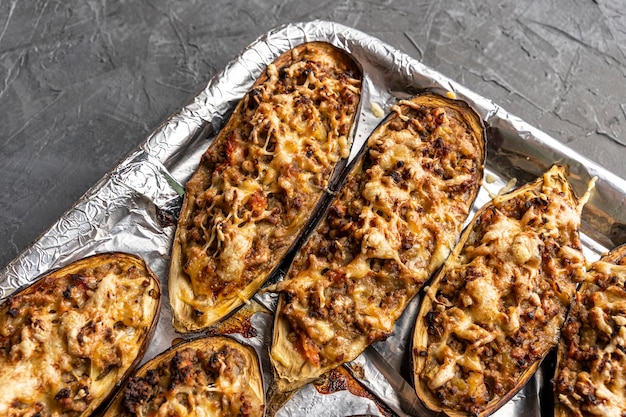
271 97 483 386
418 166 587 416
555 254 626 417
112 339 263 417
175 42 361 327
0 256 159 417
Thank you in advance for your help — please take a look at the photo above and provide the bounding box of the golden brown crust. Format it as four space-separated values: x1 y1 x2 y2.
413 165 587 417
0 253 161 417
554 244 626 417
103 336 264 417
169 41 362 333
270 93 485 393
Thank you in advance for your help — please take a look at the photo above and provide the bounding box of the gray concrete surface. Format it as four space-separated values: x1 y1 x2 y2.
1 0 625 269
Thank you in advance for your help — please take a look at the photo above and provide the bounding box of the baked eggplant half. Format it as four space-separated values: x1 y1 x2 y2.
269 93 486 393
554 244 626 416
413 165 590 416
0 252 161 417
169 41 362 333
102 335 264 417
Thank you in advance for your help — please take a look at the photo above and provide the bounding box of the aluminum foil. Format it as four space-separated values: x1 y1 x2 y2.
2 20 626 417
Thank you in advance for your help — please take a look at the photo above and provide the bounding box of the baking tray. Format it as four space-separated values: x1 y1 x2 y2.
2 20 626 417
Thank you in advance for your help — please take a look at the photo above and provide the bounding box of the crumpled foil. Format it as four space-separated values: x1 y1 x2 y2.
2 20 626 417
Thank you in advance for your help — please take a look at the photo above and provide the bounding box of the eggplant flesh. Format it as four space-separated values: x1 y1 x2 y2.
413 165 588 417
169 41 363 333
0 252 161 417
102 335 265 417
269 92 486 393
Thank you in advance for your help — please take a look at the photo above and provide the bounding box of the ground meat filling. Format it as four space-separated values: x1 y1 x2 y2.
179 43 361 304
418 167 586 416
118 344 263 417
0 255 159 417
554 250 626 417
273 97 483 374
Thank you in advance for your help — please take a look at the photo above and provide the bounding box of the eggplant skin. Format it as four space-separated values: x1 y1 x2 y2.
102 335 265 417
412 165 588 417
553 244 626 417
169 41 362 333
0 252 161 417
269 92 486 394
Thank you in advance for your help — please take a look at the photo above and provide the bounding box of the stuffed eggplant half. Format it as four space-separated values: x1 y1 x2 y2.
169 41 362 333
102 335 265 417
0 252 161 417
269 92 486 393
412 165 591 417
554 244 626 417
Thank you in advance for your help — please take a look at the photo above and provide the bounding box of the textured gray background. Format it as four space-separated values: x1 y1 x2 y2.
1 0 625 269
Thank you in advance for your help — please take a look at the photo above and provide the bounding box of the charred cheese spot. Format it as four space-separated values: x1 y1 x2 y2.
270 94 485 392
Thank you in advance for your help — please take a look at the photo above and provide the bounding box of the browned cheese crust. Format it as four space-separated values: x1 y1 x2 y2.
0 253 161 417
169 41 362 332
103 336 264 417
413 165 588 417
270 93 485 392
554 245 626 417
